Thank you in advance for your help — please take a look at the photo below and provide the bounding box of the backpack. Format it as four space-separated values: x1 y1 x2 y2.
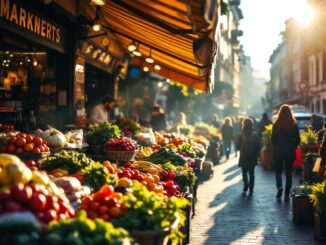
241 133 258 157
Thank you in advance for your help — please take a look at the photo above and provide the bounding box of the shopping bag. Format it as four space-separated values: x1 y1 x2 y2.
293 148 303 167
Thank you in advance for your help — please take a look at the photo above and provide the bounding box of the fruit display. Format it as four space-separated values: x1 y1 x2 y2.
141 147 187 166
0 123 14 133
193 122 221 140
25 160 43 171
105 138 137 151
136 147 154 158
111 183 189 244
52 177 91 205
85 121 121 146
0 133 49 154
43 211 131 245
117 118 141 136
81 162 118 192
39 150 94 174
79 185 125 221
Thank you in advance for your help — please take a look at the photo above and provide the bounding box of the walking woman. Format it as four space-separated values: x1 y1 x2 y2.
237 118 261 194
271 105 300 201
221 117 234 159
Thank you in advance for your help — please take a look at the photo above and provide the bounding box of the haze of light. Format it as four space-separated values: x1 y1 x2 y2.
240 0 312 79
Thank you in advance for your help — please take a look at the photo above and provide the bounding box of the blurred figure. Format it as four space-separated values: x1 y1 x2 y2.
310 114 323 133
89 96 115 124
318 122 326 180
172 112 187 131
210 114 221 128
237 118 261 194
233 116 244 157
258 113 272 136
150 105 167 131
271 105 300 202
221 117 234 160
249 116 258 129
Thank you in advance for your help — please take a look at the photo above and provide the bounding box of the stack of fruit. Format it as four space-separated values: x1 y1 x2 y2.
105 138 137 151
0 154 75 225
0 133 49 154
0 123 14 133
79 185 124 221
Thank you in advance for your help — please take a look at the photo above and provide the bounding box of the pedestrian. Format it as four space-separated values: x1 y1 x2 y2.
210 114 221 129
317 124 326 180
221 117 233 160
237 118 261 194
233 116 244 157
258 113 272 137
150 104 167 131
310 114 324 133
271 105 301 201
89 96 116 124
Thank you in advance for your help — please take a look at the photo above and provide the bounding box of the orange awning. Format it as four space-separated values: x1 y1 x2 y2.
82 0 220 91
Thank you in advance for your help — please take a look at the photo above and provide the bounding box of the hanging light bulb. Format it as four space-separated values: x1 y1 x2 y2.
19 61 23 65
132 48 142 57
128 41 137 52
92 7 102 32
154 64 161 70
91 0 106 5
157 82 163 88
9 54 13 58
143 66 149 72
145 49 154 63
33 53 38 66
166 78 171 83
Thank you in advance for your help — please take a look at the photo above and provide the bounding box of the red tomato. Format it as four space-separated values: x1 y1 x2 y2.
18 133 27 138
33 137 43 146
43 209 58 223
47 202 60 212
23 143 34 152
104 197 118 208
38 145 45 152
26 160 36 167
7 144 16 153
100 214 110 221
8 136 17 145
11 183 33 203
165 181 174 188
93 192 105 202
25 135 34 143
91 202 100 211
167 170 176 180
15 137 26 147
32 147 41 153
30 193 47 212
83 196 93 206
99 185 114 196
108 207 123 217
98 205 109 215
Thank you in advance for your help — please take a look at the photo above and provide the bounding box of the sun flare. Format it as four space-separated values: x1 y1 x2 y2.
293 2 315 27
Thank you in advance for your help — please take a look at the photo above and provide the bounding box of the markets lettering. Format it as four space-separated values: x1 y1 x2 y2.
0 0 61 43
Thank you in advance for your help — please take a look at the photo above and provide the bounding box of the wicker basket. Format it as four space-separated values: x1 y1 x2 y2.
103 149 137 161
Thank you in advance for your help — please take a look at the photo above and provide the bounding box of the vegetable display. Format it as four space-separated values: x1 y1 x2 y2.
40 150 94 174
105 138 137 151
141 147 187 166
43 211 131 245
85 122 121 146
111 183 189 244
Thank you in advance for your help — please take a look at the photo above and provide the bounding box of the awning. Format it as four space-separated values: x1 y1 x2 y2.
81 0 220 91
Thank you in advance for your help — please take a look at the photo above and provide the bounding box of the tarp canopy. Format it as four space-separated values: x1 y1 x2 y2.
82 0 220 91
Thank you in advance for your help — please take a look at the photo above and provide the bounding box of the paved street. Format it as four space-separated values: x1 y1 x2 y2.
190 156 322 245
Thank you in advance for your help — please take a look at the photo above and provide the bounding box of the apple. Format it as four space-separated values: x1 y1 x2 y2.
11 183 33 203
30 193 47 212
43 209 58 223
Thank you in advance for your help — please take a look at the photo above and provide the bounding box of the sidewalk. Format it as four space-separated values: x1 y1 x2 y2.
190 156 321 245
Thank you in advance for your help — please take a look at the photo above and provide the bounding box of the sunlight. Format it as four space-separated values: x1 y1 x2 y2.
230 226 266 245
293 2 315 27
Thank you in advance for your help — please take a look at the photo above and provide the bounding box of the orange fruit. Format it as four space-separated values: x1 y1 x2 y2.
152 174 160 183
144 175 154 184
108 207 123 217
118 177 133 188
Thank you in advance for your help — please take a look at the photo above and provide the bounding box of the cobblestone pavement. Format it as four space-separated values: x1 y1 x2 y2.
190 156 322 245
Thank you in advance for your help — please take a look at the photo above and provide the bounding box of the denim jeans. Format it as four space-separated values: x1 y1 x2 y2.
274 159 293 195
223 141 231 158
242 166 255 190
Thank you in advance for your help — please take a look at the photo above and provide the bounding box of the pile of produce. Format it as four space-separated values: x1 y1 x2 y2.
35 127 67 149
117 118 141 136
0 154 75 226
193 122 220 140
85 122 121 146
43 211 131 244
0 123 14 133
134 131 157 146
0 133 49 154
141 147 187 166
105 138 137 151
79 185 124 221
111 183 189 244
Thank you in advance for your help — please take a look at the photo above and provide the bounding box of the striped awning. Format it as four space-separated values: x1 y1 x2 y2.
82 0 220 91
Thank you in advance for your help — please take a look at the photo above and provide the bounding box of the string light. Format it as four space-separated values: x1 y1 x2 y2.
143 66 149 72
154 64 161 70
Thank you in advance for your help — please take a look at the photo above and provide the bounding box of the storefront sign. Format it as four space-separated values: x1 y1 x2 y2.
0 0 66 52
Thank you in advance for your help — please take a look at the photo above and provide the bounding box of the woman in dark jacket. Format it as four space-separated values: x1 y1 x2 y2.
221 117 234 160
150 105 167 132
237 118 261 194
271 105 300 201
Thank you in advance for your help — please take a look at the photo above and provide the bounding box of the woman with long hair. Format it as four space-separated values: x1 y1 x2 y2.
237 118 261 194
271 105 300 201
221 117 234 160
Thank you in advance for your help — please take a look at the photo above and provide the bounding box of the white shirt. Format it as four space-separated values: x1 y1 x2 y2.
89 104 108 124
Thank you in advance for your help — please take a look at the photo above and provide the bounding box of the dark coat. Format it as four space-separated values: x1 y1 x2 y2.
271 124 300 161
319 132 326 165
237 131 261 168
258 118 272 136
221 124 233 143
150 113 167 131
